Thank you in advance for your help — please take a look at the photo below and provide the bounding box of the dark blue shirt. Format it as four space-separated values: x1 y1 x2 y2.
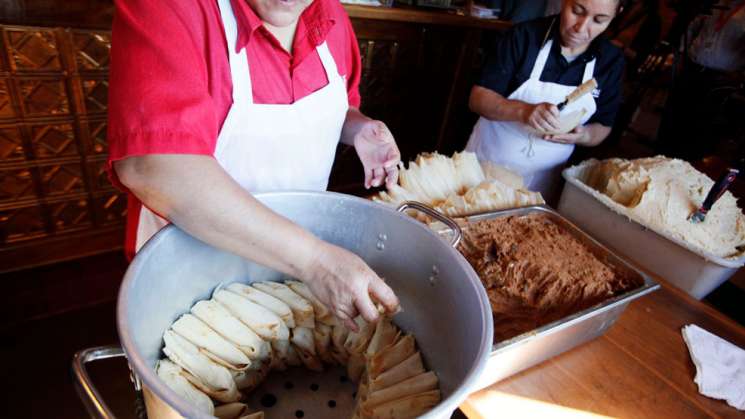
478 15 625 127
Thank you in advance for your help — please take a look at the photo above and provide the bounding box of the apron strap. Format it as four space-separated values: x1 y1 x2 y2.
582 57 596 83
216 0 253 104
316 42 340 84
530 39 553 80
529 17 556 80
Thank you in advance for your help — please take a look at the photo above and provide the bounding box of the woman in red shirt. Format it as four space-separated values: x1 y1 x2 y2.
107 0 400 329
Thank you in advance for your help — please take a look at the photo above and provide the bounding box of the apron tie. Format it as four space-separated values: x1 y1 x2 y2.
521 134 537 158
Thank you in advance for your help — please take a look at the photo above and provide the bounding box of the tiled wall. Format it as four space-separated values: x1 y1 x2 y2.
0 25 125 269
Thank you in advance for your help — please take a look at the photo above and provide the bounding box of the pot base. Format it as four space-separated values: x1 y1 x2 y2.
243 365 358 418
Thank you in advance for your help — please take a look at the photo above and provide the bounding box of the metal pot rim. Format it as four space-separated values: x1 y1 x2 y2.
117 190 494 419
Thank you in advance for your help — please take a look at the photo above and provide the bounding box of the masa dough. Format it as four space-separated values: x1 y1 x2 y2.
576 156 745 259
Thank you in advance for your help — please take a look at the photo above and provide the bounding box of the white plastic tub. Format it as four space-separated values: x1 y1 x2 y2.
558 162 745 300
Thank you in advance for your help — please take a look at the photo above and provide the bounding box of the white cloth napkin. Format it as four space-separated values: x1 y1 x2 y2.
681 324 745 410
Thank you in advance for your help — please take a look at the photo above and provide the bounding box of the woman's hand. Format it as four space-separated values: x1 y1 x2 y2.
302 241 400 331
353 120 401 189
523 102 561 133
543 125 592 145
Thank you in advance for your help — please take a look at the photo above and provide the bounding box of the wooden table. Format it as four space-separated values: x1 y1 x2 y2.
461 277 745 419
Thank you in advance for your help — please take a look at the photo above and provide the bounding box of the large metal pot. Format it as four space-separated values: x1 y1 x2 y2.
74 192 493 419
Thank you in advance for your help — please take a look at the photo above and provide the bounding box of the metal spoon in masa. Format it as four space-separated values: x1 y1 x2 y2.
689 168 739 223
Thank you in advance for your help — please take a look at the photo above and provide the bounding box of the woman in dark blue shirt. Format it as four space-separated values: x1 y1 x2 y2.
465 0 625 202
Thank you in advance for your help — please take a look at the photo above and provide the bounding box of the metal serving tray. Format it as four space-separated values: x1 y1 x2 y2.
437 205 660 390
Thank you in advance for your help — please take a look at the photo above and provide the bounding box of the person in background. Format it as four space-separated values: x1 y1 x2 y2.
106 0 401 329
606 0 663 72
465 0 626 203
657 0 745 161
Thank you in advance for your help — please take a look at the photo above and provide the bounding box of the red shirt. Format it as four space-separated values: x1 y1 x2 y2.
107 0 361 167
106 0 362 258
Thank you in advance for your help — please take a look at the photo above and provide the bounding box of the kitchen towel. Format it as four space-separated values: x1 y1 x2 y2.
681 324 745 410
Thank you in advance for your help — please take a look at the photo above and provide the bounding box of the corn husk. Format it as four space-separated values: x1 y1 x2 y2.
313 323 334 364
286 280 335 325
331 324 350 364
179 369 241 403
268 346 288 371
271 338 292 366
365 319 399 359
227 283 295 328
374 151 544 218
190 300 268 362
368 335 415 379
291 327 316 355
214 403 249 419
363 371 439 409
232 359 270 392
171 314 251 371
213 290 289 342
285 344 302 367
252 282 315 329
368 352 425 393
294 343 324 372
360 389 440 419
291 327 323 371
348 351 366 381
162 330 237 397
156 360 214 415
353 379 370 416
344 317 376 355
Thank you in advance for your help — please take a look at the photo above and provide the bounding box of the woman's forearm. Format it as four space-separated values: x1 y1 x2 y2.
582 123 612 146
340 107 371 146
114 154 323 279
470 84 613 146
469 85 531 123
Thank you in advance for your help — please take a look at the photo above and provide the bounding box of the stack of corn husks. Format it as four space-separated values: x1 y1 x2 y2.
374 151 543 218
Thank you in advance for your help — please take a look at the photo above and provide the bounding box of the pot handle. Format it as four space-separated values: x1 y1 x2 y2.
72 345 130 419
396 201 462 248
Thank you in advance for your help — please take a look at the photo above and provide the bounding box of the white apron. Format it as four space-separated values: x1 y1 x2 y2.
465 38 597 201
134 0 349 252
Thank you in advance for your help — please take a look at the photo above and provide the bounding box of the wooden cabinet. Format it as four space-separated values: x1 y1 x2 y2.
0 4 508 272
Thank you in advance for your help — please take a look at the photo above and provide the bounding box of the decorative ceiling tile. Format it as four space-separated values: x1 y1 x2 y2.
6 29 62 72
82 79 107 113
49 198 91 231
0 126 25 161
87 120 107 154
40 162 85 196
88 159 111 190
0 79 16 119
0 205 46 244
95 192 127 225
73 31 111 71
0 167 35 202
17 79 70 117
31 122 77 158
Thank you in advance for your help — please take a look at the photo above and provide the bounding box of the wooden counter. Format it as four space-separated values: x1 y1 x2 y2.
461 276 745 418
